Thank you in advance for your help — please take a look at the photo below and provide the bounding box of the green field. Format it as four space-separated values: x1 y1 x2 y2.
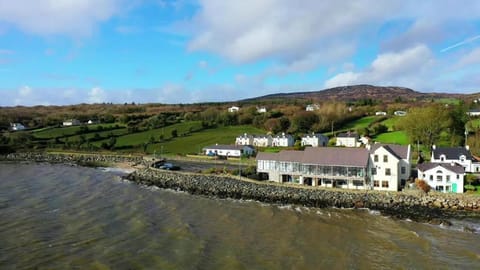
339 116 379 130
380 117 400 131
33 123 124 139
374 131 409 145
435 98 461 105
146 125 265 155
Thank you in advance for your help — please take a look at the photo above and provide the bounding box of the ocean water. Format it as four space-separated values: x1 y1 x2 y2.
0 163 479 269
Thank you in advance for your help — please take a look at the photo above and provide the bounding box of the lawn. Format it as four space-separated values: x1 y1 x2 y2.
435 98 461 105
380 117 401 131
374 131 409 145
147 125 265 155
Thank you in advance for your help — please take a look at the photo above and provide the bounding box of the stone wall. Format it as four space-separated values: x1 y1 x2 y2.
127 168 480 224
1 152 144 165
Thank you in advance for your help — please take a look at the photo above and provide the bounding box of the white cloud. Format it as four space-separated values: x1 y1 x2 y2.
88 87 108 103
325 44 434 88
19 85 32 97
0 0 126 36
456 47 480 67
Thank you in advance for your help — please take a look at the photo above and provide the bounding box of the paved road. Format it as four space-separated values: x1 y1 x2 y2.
152 159 250 173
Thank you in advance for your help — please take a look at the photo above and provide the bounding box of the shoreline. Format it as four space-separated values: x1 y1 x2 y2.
126 167 480 227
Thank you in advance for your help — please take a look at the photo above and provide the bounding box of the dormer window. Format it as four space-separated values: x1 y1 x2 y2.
460 155 465 162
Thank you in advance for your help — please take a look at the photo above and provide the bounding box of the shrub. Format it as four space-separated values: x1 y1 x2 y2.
465 184 476 191
415 179 431 193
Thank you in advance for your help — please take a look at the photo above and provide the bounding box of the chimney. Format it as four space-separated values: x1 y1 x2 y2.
466 145 470 151
451 162 455 167
432 144 436 150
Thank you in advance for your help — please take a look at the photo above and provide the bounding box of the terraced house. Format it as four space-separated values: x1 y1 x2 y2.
257 144 411 192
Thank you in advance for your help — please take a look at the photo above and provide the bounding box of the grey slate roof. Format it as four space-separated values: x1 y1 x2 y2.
370 143 409 160
256 147 369 167
432 147 472 160
337 132 359 138
417 162 465 174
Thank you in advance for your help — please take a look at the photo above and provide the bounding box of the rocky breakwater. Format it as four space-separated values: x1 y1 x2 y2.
127 168 480 225
0 152 144 166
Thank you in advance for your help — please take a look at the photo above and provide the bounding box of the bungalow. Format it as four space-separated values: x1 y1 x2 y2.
467 109 480 117
306 104 320 111
417 162 465 193
272 133 294 147
10 123 26 131
63 119 81 126
375 111 387 116
228 106 240 113
235 133 254 146
301 133 329 147
253 135 273 147
394 111 407 116
369 143 411 190
430 145 480 173
336 132 360 147
203 144 255 158
257 147 371 189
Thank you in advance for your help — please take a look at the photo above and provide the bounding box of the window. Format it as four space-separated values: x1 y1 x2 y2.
435 186 444 192
445 186 450 192
385 168 391 176
373 180 379 187
456 174 459 179
383 155 388 162
436 175 442 182
371 168 377 175
382 181 389 188
429 175 433 181
446 175 450 182
401 166 406 174
423 174 426 178
374 155 378 162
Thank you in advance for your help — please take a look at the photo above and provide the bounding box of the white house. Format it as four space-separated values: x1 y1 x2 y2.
63 119 81 126
467 109 480 117
301 133 329 147
394 111 407 116
359 136 371 145
417 162 465 193
306 104 320 111
228 106 240 113
10 123 26 131
375 111 387 116
235 133 254 145
203 144 255 158
253 135 273 147
257 107 267 113
431 145 480 173
369 144 411 191
272 133 295 147
336 132 360 147
87 120 97 125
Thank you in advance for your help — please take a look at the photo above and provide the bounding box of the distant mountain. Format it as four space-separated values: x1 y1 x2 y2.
241 85 467 103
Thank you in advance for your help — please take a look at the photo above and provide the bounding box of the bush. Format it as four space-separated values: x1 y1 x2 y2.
415 179 431 193
464 184 476 191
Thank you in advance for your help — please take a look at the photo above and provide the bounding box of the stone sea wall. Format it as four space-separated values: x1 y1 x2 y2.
0 152 144 165
127 168 480 224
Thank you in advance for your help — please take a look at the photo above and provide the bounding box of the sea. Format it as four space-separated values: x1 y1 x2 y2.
0 163 479 269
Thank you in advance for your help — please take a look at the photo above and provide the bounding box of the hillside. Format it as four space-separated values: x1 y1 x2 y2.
242 84 466 103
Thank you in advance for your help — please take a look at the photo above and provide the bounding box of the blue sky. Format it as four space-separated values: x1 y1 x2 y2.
1 0 480 106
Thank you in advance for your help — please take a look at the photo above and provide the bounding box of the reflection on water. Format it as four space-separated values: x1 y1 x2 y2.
0 163 479 269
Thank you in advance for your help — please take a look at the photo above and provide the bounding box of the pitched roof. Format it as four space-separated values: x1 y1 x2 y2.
370 143 409 160
203 144 253 150
256 147 369 167
417 162 465 174
432 147 472 160
337 132 359 138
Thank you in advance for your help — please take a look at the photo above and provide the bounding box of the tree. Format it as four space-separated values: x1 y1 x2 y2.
397 105 449 149
291 111 319 133
171 129 178 138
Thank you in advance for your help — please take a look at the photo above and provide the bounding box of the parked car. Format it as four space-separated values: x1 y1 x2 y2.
158 163 180 171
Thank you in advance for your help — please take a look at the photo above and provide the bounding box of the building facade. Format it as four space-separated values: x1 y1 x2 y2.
369 144 411 191
272 133 294 147
63 119 81 126
336 132 360 147
301 133 329 147
431 145 480 173
235 133 254 145
10 123 26 131
417 163 465 193
203 144 255 158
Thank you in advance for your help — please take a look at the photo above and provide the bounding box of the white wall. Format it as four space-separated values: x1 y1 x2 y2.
371 147 401 191
418 166 464 193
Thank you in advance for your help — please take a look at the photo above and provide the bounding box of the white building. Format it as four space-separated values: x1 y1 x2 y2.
467 109 480 117
306 104 320 111
203 144 255 158
375 111 387 116
394 111 407 116
431 145 480 173
10 123 26 131
253 135 273 147
272 133 295 147
417 162 465 193
336 132 360 147
235 133 254 145
63 119 81 126
228 106 240 113
257 107 267 113
301 133 329 147
369 144 411 191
